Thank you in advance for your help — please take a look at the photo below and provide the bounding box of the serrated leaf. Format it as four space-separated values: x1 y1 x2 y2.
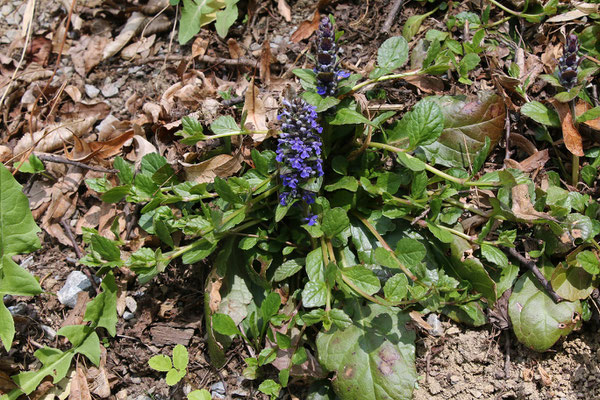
322 208 349 239
420 92 505 168
384 273 409 302
341 265 381 295
211 115 240 135
576 250 600 275
395 238 426 268
91 235 121 262
509 271 581 352
302 281 327 308
317 303 416 400
166 368 186 385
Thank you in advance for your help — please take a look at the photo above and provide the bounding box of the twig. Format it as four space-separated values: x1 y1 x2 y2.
381 0 404 34
504 109 511 160
36 153 117 173
60 219 99 295
134 54 258 67
505 247 563 303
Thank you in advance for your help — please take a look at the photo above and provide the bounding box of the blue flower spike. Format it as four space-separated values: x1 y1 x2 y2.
314 17 350 97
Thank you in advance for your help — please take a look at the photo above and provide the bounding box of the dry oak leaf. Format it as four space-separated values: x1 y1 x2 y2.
549 98 584 156
291 10 321 43
69 366 92 400
102 12 146 60
181 152 242 184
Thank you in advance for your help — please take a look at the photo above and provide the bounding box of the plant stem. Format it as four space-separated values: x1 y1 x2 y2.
368 142 499 187
349 70 423 93
208 129 269 140
484 0 545 19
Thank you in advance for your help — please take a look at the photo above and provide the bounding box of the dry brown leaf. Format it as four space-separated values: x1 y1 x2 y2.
511 184 556 222
546 9 586 22
28 36 52 66
0 370 17 392
242 82 267 142
69 366 92 400
277 0 292 21
227 38 244 59
192 37 209 58
550 99 584 156
0 145 11 162
128 134 158 166
62 292 90 328
60 102 111 121
121 34 156 60
409 310 434 331
64 85 82 103
403 74 444 93
182 152 243 184
538 365 552 386
14 116 97 156
506 149 550 173
87 347 110 398
75 205 103 234
291 10 320 43
84 36 110 75
575 100 600 131
206 268 223 313
103 12 146 60
522 367 534 382
68 129 134 162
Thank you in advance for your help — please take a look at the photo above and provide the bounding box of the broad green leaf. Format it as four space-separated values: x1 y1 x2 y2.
149 354 173 371
395 238 426 268
179 0 225 44
261 292 281 321
377 37 409 72
341 265 381 295
403 99 444 149
84 272 118 336
215 1 238 38
173 344 189 371
0 257 43 296
328 309 353 330
403 14 429 41
0 302 15 354
442 301 487 327
317 303 416 400
276 332 292 349
166 368 186 386
11 347 74 394
188 389 212 400
273 258 304 281
550 263 594 301
420 92 505 168
17 154 45 174
114 157 134 185
521 101 560 127
91 235 121 262
396 151 427 171
101 185 130 203
577 106 600 124
576 250 600 275
141 153 168 176
481 244 508 267
74 330 101 366
302 281 327 308
330 108 373 126
211 115 240 135
258 379 282 397
384 273 409 302
322 208 350 238
212 313 241 336
509 271 581 352
303 91 341 112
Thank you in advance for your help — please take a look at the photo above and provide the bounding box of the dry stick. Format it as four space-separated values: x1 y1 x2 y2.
134 54 258 67
504 247 563 303
381 0 404 34
60 219 99 295
36 153 117 173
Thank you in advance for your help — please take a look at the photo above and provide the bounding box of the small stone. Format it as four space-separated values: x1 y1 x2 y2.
134 396 152 400
85 84 100 98
125 296 137 313
8 302 28 316
130 376 141 384
211 381 226 399
101 81 119 98
57 271 94 308
426 313 444 336
1 4 14 16
40 324 57 340
450 375 461 385
470 389 483 398
123 311 135 321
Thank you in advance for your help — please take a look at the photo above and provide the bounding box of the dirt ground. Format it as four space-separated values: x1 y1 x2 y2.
2 0 600 399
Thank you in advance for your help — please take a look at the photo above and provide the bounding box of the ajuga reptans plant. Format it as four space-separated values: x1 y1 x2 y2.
558 33 581 90
314 17 350 97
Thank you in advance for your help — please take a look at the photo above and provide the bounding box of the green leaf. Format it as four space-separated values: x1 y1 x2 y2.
341 265 381 296
521 101 560 127
215 1 238 38
166 368 186 386
212 313 241 336
509 271 581 352
172 344 189 371
384 273 409 302
377 37 409 72
420 92 505 168
17 154 45 174
178 0 225 44
576 106 600 124
402 99 444 149
84 272 118 336
321 208 349 238
403 14 427 41
188 389 212 400
396 152 426 171
0 302 15 353
211 115 240 135
302 92 341 112
141 153 168 176
576 251 600 275
101 185 130 203
261 292 281 321
91 235 121 262
330 108 373 126
276 332 292 349
317 303 416 400
302 281 327 308
273 258 304 282
258 379 281 397
550 263 594 301
328 309 353 330
481 244 508 267
11 347 74 394
114 157 134 185
395 238 426 268
324 176 359 192
0 257 43 296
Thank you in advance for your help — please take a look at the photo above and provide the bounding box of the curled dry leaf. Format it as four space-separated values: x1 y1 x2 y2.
403 74 444 93
243 82 267 142
70 366 92 400
102 12 146 60
14 116 98 156
505 149 550 173
291 10 321 43
277 0 292 22
121 34 156 60
511 184 556 222
181 152 243 184
550 99 584 156
87 346 110 398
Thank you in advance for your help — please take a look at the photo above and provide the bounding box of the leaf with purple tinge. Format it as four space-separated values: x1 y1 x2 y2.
420 91 505 168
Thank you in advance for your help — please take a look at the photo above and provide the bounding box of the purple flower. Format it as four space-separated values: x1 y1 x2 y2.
314 17 349 97
277 98 324 207
558 34 581 90
305 214 318 226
